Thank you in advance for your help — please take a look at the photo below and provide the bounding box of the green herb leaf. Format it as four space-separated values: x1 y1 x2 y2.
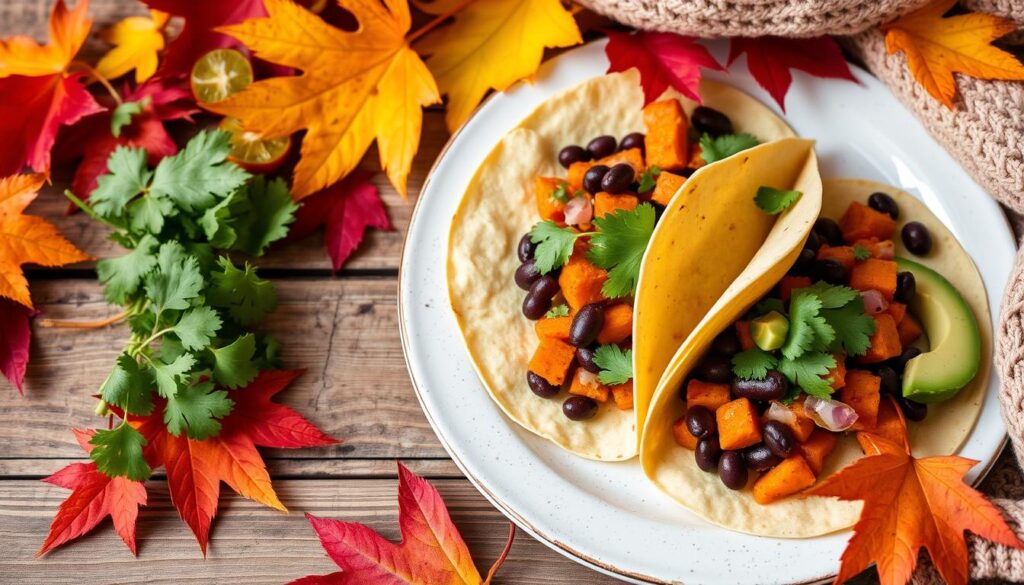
699 133 760 164
110 97 150 137
778 352 836 398
97 234 159 304
173 307 223 351
822 297 877 356
550 182 569 203
211 334 259 389
127 193 174 234
100 354 154 415
799 282 859 309
151 353 196 399
637 166 661 193
149 130 250 213
207 258 277 326
530 220 580 274
163 378 233 439
593 345 632 385
853 245 871 261
90 147 152 218
588 203 656 298
732 348 778 380
755 186 802 215
89 424 151 481
230 176 298 256
545 304 569 318
781 292 824 360
144 242 204 313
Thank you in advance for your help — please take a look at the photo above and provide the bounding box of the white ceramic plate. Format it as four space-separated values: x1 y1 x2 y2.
398 39 1014 584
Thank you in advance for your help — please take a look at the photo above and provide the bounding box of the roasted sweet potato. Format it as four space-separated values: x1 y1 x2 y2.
594 192 639 219
898 314 923 346
535 177 567 222
673 415 698 449
840 202 897 243
841 370 881 431
780 275 811 302
567 162 591 192
651 170 686 206
861 313 902 363
736 321 755 351
535 316 571 340
717 398 762 450
752 455 817 504
886 301 907 324
528 337 576 386
853 238 895 260
816 245 856 271
686 380 731 412
687 142 706 170
643 99 689 170
828 355 847 390
786 401 817 442
597 304 633 344
569 368 610 403
611 381 634 410
798 429 839 475
559 251 608 310
596 147 645 175
850 258 898 300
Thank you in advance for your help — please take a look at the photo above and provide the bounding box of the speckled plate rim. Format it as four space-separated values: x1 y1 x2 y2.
397 39 1014 585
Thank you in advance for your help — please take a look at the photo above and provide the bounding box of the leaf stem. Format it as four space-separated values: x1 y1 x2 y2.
63 189 114 227
483 523 516 585
69 60 122 105
407 0 479 45
136 326 174 352
38 310 129 329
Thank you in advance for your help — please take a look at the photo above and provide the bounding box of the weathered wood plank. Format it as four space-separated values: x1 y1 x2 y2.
0 478 622 584
2 278 447 464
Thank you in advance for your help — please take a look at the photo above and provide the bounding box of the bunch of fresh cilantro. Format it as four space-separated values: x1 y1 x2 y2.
67 130 297 481
731 282 876 400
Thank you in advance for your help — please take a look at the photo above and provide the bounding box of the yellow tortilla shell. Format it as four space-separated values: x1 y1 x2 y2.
640 178 991 537
447 71 792 460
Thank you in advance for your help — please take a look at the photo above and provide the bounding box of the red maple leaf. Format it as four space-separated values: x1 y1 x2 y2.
605 30 723 104
287 173 393 272
727 36 857 110
291 463 515 585
0 298 36 394
141 0 268 77
38 429 147 556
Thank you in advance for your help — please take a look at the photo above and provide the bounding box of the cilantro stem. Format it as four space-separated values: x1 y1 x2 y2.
38 310 128 329
407 0 479 44
69 61 122 105
63 190 115 227
134 326 175 353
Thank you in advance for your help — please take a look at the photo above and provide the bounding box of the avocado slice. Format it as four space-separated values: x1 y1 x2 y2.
752 310 789 351
897 257 981 403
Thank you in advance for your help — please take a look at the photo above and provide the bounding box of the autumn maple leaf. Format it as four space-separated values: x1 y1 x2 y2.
808 436 1024 585
287 172 392 271
0 298 36 394
881 0 1024 109
38 429 147 556
605 30 723 105
95 10 169 83
291 462 514 585
0 174 91 308
727 36 857 110
0 0 104 176
206 0 439 200
416 0 582 132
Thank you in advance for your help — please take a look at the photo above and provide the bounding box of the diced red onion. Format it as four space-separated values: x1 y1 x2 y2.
564 195 593 226
765 402 797 426
860 289 889 314
804 395 859 432
873 240 895 260
578 369 599 387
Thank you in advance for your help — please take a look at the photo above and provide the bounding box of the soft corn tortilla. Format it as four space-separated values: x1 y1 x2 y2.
640 178 991 537
447 70 793 460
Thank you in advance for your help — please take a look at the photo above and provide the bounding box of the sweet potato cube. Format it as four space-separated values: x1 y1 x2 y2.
752 455 817 504
528 337 576 386
535 316 571 340
827 355 847 390
861 313 902 363
567 161 591 192
687 142 706 169
786 401 817 442
840 202 897 243
850 258 898 300
594 192 639 219
736 321 755 351
535 177 567 222
597 304 633 344
886 301 907 324
780 275 811 302
841 370 881 431
596 147 645 176
853 238 895 260
898 314 923 346
816 245 856 271
651 171 686 206
558 251 608 310
799 430 839 475
643 99 689 170
686 379 731 412
673 415 698 449
717 398 762 450
611 381 634 410
569 368 610 403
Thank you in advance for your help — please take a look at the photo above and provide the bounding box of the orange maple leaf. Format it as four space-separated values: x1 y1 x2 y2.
0 174 91 308
808 435 1024 585
205 0 439 199
882 0 1024 108
0 0 91 77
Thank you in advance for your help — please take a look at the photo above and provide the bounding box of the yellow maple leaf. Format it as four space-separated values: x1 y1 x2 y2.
0 0 90 77
0 174 91 309
882 0 1024 108
95 10 169 83
206 0 439 199
417 0 581 131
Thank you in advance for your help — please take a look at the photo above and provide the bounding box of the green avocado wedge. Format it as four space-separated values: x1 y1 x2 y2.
898 257 981 403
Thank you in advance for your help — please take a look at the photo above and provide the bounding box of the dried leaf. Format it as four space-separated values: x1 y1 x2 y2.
95 10 169 83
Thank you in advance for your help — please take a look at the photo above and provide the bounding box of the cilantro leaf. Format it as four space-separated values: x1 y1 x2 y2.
529 221 580 275
853 245 871 261
173 307 222 351
90 147 151 218
755 186 802 215
150 353 197 399
100 354 154 416
699 133 760 164
207 258 277 326
110 97 149 137
545 304 569 318
588 203 656 298
89 424 151 481
230 176 298 256
799 282 859 309
211 334 259 389
781 292 823 360
593 345 632 385
144 242 204 314
127 193 175 234
97 234 159 304
550 182 569 204
778 352 836 399
198 192 239 249
150 130 250 213
637 166 661 193
822 297 876 356
732 348 777 380
163 379 233 439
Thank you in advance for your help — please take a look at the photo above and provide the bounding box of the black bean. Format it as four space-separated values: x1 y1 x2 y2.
762 420 795 458
814 218 844 246
558 145 590 169
791 248 816 276
514 260 542 290
586 135 617 159
695 435 722 472
868 191 899 219
892 346 922 373
718 451 748 490
686 406 716 439
698 354 733 384
898 395 928 422
563 395 598 420
583 164 610 194
744 444 781 472
895 271 916 304
517 233 537 262
902 222 932 256
691 106 734 137
812 258 847 285
877 365 900 395
804 230 822 253
522 276 559 320
620 132 645 152
527 371 560 398
576 347 600 373
569 304 604 347
601 163 635 194
712 330 741 356
731 371 788 401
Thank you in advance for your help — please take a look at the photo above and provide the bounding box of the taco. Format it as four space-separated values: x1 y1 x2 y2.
447 69 802 460
640 178 990 537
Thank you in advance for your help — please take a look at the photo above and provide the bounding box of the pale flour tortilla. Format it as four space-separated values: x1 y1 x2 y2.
640 178 991 537
447 70 793 460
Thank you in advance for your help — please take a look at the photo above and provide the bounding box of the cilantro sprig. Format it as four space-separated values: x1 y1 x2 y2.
699 133 760 164
755 186 802 215
594 345 633 385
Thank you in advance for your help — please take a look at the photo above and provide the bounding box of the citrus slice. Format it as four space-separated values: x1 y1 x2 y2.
191 49 253 103
219 117 292 173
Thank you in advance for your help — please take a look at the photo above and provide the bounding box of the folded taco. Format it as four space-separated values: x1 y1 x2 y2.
447 69 803 460
640 178 990 537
